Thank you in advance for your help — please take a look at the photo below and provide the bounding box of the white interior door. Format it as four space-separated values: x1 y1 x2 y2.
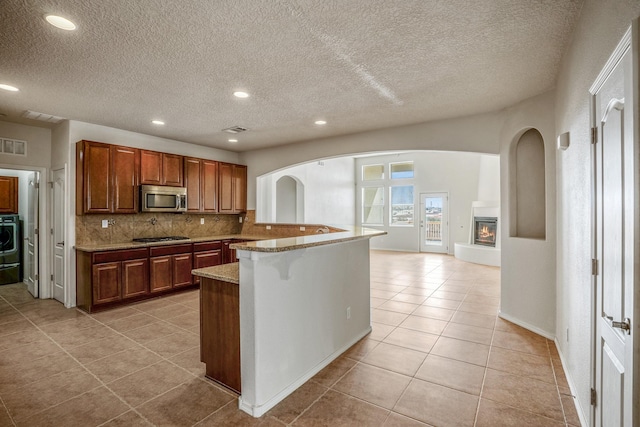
591 25 635 427
52 169 65 304
419 192 448 253
26 172 39 297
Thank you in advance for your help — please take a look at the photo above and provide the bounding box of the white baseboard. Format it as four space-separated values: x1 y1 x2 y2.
553 338 589 427
497 311 555 340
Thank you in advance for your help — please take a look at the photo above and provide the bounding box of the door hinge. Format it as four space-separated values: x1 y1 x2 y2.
591 127 598 144
592 259 599 276
35 274 39 281
34 228 39 235
49 182 53 189
50 228 54 235
50 274 54 281
591 388 597 406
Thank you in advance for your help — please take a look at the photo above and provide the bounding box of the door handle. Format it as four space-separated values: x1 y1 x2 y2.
605 316 631 334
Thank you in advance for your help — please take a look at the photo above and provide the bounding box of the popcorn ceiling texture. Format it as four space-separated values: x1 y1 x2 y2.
0 0 583 151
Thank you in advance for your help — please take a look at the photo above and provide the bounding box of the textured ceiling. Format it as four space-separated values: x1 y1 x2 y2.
0 0 583 152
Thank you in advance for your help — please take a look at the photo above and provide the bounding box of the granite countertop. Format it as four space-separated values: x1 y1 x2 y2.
74 234 270 252
192 262 239 284
230 226 386 253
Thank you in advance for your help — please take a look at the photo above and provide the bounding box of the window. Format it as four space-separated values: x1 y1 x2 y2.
390 162 414 179
390 185 414 226
363 164 384 181
362 187 384 225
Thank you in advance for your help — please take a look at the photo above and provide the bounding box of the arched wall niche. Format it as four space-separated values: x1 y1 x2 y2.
509 128 546 239
275 175 305 223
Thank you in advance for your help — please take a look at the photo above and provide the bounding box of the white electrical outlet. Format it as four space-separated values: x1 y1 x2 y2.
346 306 351 320
101 219 108 228
239 217 243 223
300 226 305 231
200 218 205 225
266 225 271 230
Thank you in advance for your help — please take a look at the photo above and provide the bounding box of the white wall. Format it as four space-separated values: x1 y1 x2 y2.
477 155 500 202
554 1 640 423
257 157 356 226
499 91 557 337
241 111 505 210
355 151 496 253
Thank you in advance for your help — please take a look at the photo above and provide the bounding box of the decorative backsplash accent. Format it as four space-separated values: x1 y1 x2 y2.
75 213 242 246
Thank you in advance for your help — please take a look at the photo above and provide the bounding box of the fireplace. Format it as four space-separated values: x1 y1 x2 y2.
474 217 497 247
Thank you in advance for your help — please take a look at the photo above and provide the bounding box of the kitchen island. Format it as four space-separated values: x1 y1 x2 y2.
192 227 385 417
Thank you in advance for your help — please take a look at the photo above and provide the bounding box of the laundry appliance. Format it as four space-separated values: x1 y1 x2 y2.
0 214 22 285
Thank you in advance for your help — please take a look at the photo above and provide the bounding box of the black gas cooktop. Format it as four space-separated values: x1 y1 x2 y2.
132 236 190 243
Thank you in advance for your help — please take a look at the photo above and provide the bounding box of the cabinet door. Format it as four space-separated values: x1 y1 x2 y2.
122 258 148 299
193 250 222 284
173 253 193 287
222 240 238 264
111 145 139 213
149 256 172 293
83 141 112 213
184 157 201 211
162 154 184 186
202 160 218 212
140 150 163 185
92 262 121 304
0 176 18 213
218 163 234 213
233 165 247 213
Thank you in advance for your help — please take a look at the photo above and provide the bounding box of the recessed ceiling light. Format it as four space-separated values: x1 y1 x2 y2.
151 120 165 125
233 91 249 99
45 15 77 31
314 120 327 125
0 84 19 92
228 139 238 143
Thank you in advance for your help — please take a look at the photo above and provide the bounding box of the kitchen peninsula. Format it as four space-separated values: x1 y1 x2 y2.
193 227 385 417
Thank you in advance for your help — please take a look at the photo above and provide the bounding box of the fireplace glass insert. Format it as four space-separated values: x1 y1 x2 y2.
474 217 497 247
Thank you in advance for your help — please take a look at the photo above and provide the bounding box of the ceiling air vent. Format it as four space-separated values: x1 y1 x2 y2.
222 126 248 134
22 110 65 124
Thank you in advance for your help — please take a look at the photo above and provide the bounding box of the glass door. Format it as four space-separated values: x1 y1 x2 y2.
420 193 448 253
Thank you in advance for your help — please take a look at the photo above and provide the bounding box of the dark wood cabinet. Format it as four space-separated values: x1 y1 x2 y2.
219 163 247 214
140 150 183 187
77 247 149 312
111 145 139 213
149 243 193 293
193 241 223 285
76 140 139 214
200 276 241 393
0 176 18 214
184 158 219 213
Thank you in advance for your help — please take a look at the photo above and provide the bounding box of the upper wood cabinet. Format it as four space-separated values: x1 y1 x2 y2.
140 150 183 187
76 140 140 214
219 163 247 214
184 157 219 213
0 176 18 214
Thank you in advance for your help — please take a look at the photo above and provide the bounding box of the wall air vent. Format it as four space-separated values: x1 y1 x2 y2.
222 126 248 134
22 110 65 124
0 137 27 156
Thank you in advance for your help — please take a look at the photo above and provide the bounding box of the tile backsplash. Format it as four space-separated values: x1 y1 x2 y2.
75 213 241 246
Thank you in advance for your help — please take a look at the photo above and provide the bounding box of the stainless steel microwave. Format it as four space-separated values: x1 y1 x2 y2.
140 185 187 212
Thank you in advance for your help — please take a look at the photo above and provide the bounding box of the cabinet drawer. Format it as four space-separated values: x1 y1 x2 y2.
193 241 222 252
93 248 149 264
149 243 193 257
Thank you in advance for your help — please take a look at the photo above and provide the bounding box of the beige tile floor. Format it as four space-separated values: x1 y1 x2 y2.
0 251 581 426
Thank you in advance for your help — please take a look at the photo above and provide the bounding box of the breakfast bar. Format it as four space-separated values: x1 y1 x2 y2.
192 227 385 417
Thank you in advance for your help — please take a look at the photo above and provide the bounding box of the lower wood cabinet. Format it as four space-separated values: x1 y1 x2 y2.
149 243 193 293
77 238 247 312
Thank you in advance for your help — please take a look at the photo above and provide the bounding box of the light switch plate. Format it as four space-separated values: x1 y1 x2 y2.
266 225 272 230
200 218 205 225
101 219 108 228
